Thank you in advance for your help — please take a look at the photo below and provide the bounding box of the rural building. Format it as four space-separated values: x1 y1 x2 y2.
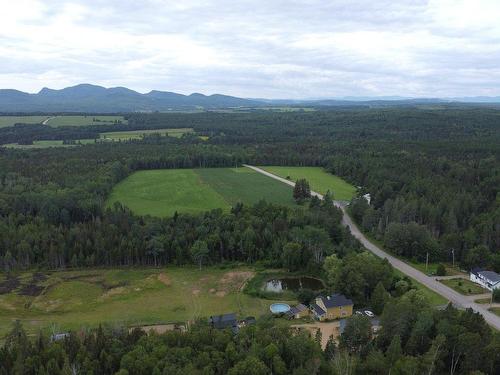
470 268 500 291
209 313 238 331
311 293 353 321
286 303 309 319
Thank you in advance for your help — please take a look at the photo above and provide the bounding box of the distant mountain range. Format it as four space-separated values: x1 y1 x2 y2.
1 84 499 112
0 84 260 112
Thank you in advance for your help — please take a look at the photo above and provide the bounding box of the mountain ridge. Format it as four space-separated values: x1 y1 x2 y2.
1 84 500 112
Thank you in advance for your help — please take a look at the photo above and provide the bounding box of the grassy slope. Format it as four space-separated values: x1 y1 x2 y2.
47 115 126 127
261 166 356 201
0 116 49 128
106 169 230 217
0 267 272 338
393 269 447 306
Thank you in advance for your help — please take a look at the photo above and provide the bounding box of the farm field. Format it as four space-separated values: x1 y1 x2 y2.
440 278 488 295
0 267 273 339
46 115 126 127
101 127 193 140
261 166 356 201
0 115 50 128
106 167 296 217
1 140 97 149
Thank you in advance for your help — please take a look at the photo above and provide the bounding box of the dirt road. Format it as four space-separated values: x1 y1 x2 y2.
245 165 500 330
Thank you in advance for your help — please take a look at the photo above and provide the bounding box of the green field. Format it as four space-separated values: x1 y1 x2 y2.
261 166 356 201
0 115 50 128
46 115 126 127
0 267 274 339
101 128 193 141
2 139 96 149
106 167 296 217
440 278 488 295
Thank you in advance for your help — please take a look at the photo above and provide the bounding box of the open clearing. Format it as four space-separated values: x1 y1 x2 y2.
106 167 296 217
261 166 356 201
46 115 126 127
0 267 270 339
101 127 193 140
440 278 488 295
0 116 50 128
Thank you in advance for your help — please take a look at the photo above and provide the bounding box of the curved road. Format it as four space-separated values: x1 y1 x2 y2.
245 165 500 330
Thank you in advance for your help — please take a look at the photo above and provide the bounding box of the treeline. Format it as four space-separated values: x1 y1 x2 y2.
2 293 499 374
0 196 359 271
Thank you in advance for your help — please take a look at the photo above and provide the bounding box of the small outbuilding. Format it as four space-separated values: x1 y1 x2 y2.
209 313 238 330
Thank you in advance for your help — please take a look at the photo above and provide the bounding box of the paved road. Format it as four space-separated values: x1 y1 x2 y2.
245 165 500 330
42 116 56 125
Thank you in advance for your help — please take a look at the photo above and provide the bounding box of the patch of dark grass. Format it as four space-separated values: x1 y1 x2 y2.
0 276 20 294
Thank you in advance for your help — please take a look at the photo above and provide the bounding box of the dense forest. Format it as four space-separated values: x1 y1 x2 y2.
2 296 499 374
0 107 498 271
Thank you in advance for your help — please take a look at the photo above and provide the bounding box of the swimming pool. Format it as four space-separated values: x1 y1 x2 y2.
269 303 291 314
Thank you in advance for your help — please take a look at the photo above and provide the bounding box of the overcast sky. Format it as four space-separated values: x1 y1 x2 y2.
1 0 500 98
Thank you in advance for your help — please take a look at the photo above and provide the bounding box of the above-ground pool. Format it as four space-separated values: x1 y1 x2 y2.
270 303 291 314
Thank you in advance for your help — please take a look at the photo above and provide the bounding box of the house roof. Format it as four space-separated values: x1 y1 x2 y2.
311 303 326 316
209 313 237 329
287 303 308 316
472 268 500 284
320 293 353 308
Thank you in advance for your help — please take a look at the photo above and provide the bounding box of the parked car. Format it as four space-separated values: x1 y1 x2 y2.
364 310 375 317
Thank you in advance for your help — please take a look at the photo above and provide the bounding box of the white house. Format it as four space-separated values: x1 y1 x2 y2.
470 268 500 291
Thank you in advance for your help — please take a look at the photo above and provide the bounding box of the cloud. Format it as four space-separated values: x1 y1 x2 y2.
0 0 499 98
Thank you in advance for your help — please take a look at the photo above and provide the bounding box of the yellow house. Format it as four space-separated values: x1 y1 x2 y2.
311 293 353 321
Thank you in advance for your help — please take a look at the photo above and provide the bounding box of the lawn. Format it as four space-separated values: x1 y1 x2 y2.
106 167 296 217
490 307 500 317
100 128 193 141
0 267 273 339
440 278 488 295
261 166 356 201
0 115 50 128
46 115 126 127
407 260 465 277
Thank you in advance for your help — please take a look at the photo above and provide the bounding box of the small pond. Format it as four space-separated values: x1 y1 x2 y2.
264 277 324 293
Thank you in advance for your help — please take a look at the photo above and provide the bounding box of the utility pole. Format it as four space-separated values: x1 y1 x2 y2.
451 248 455 268
426 252 429 273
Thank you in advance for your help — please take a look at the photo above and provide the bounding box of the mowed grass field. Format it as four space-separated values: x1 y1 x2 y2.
261 166 356 201
101 128 193 141
107 167 296 217
0 115 50 128
0 267 273 339
46 115 126 127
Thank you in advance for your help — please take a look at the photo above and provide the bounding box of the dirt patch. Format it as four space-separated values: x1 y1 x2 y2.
0 276 20 294
192 289 200 295
217 271 255 293
158 273 171 286
215 291 226 297
209 288 216 293
129 323 186 334
291 321 341 349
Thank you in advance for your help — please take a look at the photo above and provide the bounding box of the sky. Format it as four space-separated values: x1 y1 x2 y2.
1 0 500 99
